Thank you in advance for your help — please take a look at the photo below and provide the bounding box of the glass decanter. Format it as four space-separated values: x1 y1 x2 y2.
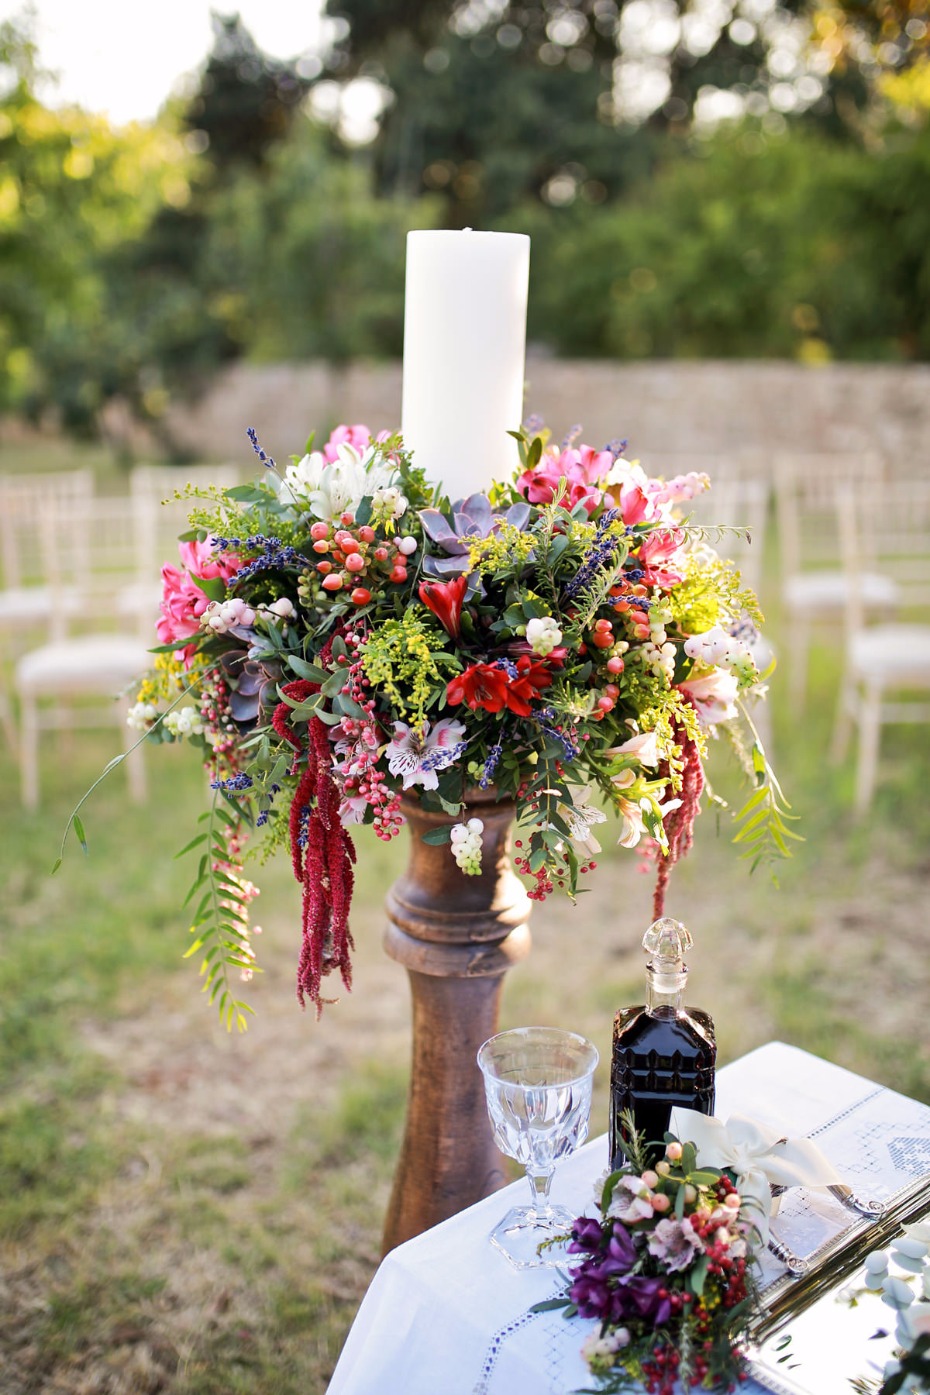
609 917 716 1168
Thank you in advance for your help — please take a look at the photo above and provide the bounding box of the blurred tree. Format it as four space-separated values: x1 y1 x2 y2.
184 11 311 171
206 121 438 361
339 27 659 222
0 15 197 444
320 0 861 221
518 120 930 361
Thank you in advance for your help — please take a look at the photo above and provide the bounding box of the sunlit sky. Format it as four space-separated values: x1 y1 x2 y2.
2 0 327 125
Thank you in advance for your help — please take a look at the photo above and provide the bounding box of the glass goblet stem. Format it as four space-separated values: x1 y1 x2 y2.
525 1167 555 1219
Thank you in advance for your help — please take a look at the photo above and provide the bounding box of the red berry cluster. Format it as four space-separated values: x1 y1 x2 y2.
309 513 412 605
610 580 652 640
641 1338 680 1395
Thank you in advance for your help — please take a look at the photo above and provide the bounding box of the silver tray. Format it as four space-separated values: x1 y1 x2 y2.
749 1173 930 1395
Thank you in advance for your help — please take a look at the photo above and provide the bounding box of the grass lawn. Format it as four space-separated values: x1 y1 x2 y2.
1 441 929 1393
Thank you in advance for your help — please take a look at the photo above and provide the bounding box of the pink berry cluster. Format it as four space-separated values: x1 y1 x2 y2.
309 514 417 606
331 630 404 840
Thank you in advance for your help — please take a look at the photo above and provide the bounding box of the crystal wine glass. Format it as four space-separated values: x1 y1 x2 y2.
477 1026 599 1269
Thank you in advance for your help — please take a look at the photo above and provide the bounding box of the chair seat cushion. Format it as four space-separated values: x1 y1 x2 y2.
849 624 930 687
784 570 898 612
0 585 84 628
16 634 151 696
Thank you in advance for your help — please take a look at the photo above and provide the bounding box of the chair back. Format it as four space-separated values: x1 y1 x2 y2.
0 469 95 593
774 452 885 584
43 495 150 638
839 479 930 634
684 478 771 598
129 463 242 582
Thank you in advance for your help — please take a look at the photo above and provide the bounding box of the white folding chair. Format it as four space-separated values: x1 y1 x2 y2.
832 479 930 812
14 495 152 808
119 463 242 626
774 452 895 708
0 470 96 751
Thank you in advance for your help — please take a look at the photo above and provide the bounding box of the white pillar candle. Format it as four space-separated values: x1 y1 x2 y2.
401 229 530 502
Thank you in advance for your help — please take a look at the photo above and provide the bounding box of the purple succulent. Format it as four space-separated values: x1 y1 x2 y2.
220 649 283 728
419 493 532 578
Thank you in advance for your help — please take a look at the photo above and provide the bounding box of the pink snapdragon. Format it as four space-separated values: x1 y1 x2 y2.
518 443 614 515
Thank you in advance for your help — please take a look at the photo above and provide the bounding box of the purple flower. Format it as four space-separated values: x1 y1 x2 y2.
614 1275 672 1328
568 1216 610 1255
568 1220 639 1322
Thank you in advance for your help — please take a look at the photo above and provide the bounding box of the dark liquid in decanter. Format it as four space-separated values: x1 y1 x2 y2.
609 1004 716 1168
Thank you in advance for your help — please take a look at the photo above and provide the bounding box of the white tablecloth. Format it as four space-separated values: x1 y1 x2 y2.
328 1042 930 1395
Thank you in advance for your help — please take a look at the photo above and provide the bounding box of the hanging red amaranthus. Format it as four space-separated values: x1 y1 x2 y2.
273 678 356 1016
653 721 705 920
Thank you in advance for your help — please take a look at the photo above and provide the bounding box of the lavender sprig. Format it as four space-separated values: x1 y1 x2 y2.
213 535 306 583
534 707 578 762
247 427 281 477
562 508 625 603
479 743 503 789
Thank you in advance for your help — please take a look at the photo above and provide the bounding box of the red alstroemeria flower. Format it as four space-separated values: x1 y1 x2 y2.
419 574 469 640
447 662 510 713
447 656 553 717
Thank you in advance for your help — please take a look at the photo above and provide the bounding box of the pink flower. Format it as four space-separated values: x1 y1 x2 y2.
323 424 370 463
636 529 686 588
386 718 467 790
518 443 613 515
679 669 740 724
606 1175 655 1224
609 730 661 768
615 481 656 527
177 538 240 584
646 1217 703 1272
156 540 240 660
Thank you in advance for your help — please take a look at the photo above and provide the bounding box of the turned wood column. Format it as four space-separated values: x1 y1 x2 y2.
381 791 532 1253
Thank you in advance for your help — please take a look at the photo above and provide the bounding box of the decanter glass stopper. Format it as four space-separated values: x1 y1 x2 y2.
642 916 693 1001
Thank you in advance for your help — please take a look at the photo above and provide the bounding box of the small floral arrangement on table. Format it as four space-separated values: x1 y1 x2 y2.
67 420 792 1028
539 1121 761 1394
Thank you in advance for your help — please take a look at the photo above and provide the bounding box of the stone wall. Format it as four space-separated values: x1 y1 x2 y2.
163 358 930 473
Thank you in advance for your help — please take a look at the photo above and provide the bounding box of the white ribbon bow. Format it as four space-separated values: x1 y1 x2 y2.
669 1107 843 1243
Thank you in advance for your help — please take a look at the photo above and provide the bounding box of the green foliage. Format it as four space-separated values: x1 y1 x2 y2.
181 796 257 1032
5 4 930 454
205 123 439 361
0 19 199 432
517 122 930 362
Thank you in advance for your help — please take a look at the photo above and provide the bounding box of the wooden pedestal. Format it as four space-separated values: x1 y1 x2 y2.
381 791 532 1253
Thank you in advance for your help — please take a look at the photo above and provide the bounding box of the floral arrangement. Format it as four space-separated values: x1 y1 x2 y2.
539 1120 761 1394
67 420 792 1029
